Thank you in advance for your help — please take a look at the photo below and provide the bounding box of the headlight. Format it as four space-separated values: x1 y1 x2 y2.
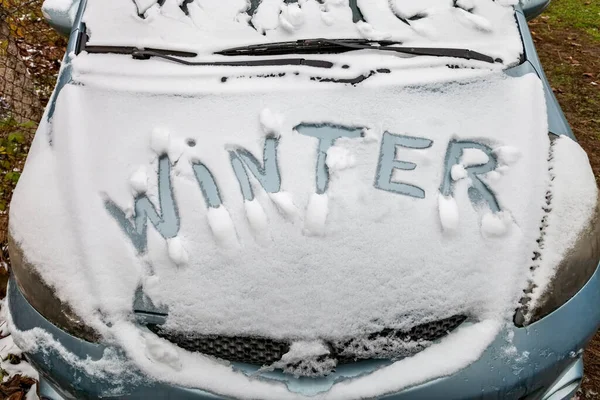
515 197 600 326
8 233 98 342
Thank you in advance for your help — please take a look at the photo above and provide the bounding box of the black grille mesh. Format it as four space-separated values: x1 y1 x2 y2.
333 314 468 363
148 315 467 366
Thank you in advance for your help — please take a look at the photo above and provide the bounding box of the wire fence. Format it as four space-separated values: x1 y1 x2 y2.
1 0 66 125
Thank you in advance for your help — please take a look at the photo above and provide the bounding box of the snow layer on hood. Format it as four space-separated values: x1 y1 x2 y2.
83 0 523 65
11 68 550 340
9 56 582 396
527 136 598 309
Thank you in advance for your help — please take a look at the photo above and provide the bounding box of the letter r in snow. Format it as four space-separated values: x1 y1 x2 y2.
374 132 433 199
440 140 500 212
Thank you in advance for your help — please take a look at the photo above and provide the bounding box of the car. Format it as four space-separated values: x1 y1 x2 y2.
7 0 600 399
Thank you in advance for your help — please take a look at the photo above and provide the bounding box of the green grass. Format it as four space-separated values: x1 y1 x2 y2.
543 0 600 40
0 117 34 212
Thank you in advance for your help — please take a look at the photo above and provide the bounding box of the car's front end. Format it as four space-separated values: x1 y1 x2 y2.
8 1 600 399
7 251 600 399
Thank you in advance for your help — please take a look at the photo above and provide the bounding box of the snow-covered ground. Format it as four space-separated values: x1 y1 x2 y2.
0 299 39 400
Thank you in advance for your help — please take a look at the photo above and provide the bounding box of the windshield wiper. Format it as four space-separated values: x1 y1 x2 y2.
83 45 334 69
216 39 499 64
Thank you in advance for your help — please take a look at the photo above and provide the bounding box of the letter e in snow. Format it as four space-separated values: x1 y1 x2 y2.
374 132 433 199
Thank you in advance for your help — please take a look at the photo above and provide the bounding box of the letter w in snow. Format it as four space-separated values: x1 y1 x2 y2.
105 156 179 253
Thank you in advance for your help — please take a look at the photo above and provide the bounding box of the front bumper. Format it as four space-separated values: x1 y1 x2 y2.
8 265 600 400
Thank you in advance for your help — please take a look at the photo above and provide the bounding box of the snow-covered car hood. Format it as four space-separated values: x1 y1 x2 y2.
13 62 551 335
83 0 524 66
10 50 600 395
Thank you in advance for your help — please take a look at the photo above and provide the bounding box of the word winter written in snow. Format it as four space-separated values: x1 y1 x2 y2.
105 124 501 252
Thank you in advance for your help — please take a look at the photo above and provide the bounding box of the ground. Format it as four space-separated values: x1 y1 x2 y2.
0 0 599 398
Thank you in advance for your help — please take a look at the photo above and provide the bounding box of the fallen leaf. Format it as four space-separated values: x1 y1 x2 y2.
0 374 37 398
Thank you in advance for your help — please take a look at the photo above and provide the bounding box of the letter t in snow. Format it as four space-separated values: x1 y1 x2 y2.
295 124 364 194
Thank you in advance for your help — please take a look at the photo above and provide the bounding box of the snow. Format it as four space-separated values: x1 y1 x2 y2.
451 164 468 181
82 0 524 66
133 0 158 15
130 166 148 194
5 312 143 395
0 301 39 400
455 0 475 10
526 136 598 309
326 147 356 172
494 146 522 166
267 341 336 378
252 0 284 34
25 385 38 400
42 0 75 14
498 0 519 5
143 332 183 371
167 237 189 267
151 127 170 155
456 8 493 32
460 148 489 166
283 340 331 360
244 199 269 236
260 108 284 138
355 21 391 41
438 194 459 232
279 3 306 33
268 191 299 219
0 332 39 383
481 211 512 238
206 206 239 248
390 0 453 19
304 193 329 236
8 309 501 399
9 66 558 397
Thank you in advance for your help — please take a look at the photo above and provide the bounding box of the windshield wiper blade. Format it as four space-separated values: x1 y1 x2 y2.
83 45 334 69
217 39 396 56
216 38 499 64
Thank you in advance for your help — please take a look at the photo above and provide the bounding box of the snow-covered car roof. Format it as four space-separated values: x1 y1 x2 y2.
83 0 524 66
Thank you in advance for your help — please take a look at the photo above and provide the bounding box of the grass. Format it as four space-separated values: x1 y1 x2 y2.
0 117 32 212
542 0 600 40
528 0 600 180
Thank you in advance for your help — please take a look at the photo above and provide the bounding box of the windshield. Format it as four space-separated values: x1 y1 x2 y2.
83 0 524 66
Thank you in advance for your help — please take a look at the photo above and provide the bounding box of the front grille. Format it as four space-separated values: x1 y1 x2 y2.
148 315 467 367
147 331 290 365
332 314 468 363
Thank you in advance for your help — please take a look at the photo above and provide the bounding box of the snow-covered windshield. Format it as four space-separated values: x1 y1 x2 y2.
83 0 524 66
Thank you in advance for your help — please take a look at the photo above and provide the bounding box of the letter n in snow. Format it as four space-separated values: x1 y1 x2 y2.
229 137 281 200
